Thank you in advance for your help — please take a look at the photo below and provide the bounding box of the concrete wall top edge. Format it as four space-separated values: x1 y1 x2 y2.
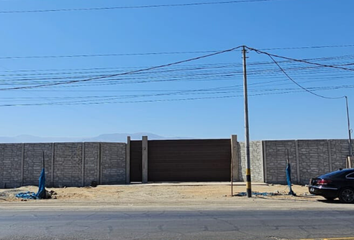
238 140 263 143
148 138 231 141
262 139 348 142
0 143 24 145
0 142 126 144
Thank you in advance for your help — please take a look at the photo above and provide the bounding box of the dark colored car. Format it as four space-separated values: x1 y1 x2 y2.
308 168 354 203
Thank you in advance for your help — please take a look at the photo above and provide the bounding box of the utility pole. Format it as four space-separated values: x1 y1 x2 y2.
345 96 353 157
242 46 252 197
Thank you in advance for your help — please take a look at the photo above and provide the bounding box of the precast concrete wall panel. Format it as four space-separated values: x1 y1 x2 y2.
0 142 127 189
83 142 100 186
53 143 83 187
23 143 53 187
298 140 330 184
329 140 351 171
101 143 126 184
0 144 22 188
262 139 354 185
263 140 297 184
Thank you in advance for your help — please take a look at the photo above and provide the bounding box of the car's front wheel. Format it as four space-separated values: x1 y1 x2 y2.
339 187 354 203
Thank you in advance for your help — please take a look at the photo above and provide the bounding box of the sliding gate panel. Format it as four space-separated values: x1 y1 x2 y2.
148 139 231 181
130 140 142 182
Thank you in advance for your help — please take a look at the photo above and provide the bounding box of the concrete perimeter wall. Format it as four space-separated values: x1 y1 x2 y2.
1 138 352 187
0 142 126 188
239 139 353 184
262 139 353 184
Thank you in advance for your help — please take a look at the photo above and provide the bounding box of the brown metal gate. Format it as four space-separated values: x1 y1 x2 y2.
130 140 142 182
148 139 231 181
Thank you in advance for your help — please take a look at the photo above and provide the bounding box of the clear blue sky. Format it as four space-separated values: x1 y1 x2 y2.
0 0 353 141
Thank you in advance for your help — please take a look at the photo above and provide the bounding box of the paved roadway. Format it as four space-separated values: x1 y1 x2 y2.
1 200 354 240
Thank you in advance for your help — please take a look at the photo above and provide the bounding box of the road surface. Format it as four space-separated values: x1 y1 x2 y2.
1 201 354 240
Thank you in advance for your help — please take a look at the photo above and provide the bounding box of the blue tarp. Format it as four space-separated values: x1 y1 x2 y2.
286 163 296 196
16 168 46 200
35 168 46 199
15 191 36 199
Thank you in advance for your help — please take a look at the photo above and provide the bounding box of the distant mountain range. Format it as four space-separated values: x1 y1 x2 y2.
0 133 175 143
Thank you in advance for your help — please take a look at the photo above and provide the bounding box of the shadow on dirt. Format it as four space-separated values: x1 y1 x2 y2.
317 199 353 204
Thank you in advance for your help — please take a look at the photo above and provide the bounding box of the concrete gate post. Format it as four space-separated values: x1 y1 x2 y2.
126 136 131 184
231 135 239 181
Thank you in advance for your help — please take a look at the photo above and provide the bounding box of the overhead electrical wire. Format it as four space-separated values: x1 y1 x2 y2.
0 95 235 107
266 55 344 99
1 67 352 100
0 51 219 60
2 62 353 89
2 84 353 102
247 47 354 72
1 54 353 82
1 45 354 60
1 65 353 93
247 47 347 99
2 84 354 107
0 46 242 91
0 0 289 14
1 45 354 107
261 44 354 51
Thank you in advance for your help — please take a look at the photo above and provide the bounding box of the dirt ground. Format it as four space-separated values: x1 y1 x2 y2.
0 182 322 204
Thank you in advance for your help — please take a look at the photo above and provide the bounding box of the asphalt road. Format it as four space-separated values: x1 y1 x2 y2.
1 203 354 240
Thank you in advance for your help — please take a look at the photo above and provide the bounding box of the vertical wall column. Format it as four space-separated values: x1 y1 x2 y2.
263 141 267 182
81 143 85 187
328 140 333 172
260 141 264 182
21 144 25 186
126 136 131 184
98 143 102 185
231 135 239 181
142 136 148 183
295 140 300 184
51 143 55 187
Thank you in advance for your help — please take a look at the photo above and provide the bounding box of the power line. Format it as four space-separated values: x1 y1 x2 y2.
1 54 354 80
1 63 353 93
250 47 346 99
0 51 219 60
0 63 241 78
247 47 354 72
269 58 345 100
2 62 353 88
3 84 354 107
0 46 242 91
0 0 287 14
2 45 354 107
1 45 354 60
2 62 353 89
3 84 354 101
261 44 354 51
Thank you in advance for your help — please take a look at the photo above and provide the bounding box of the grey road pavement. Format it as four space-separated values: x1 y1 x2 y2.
1 200 354 240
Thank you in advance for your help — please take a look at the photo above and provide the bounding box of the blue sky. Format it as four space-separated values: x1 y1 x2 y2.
0 0 353 141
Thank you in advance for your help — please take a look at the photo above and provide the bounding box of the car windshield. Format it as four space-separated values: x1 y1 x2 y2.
319 169 353 179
